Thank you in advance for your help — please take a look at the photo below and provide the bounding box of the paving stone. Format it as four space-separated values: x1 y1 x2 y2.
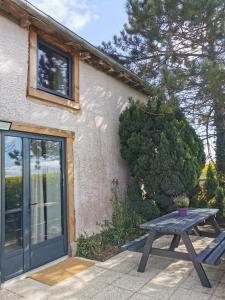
129 292 159 300
169 287 211 300
128 265 162 280
138 281 176 300
112 273 150 292
190 268 224 282
182 274 218 295
213 281 225 298
98 260 136 274
5 278 49 300
90 285 133 300
0 289 23 300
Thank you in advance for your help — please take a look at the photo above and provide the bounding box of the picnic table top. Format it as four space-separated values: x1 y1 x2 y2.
140 208 219 234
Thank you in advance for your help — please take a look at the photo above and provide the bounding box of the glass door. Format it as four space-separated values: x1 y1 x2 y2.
1 132 67 281
29 138 67 269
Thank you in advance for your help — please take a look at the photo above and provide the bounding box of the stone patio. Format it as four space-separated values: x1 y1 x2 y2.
1 236 225 300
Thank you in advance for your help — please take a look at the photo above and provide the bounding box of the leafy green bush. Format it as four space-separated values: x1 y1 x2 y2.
76 180 144 261
119 98 205 218
193 164 225 217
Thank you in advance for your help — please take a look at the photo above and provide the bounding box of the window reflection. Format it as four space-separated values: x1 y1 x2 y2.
37 41 70 97
4 136 23 252
30 140 63 244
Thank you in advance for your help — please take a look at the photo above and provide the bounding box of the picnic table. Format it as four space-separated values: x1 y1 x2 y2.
135 208 225 288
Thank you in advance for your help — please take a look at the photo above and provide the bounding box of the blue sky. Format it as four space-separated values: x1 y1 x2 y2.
29 0 127 46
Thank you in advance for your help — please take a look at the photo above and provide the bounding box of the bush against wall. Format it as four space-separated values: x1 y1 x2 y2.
119 98 205 218
76 180 144 261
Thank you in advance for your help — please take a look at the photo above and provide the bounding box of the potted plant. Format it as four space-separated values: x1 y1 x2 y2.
173 194 190 217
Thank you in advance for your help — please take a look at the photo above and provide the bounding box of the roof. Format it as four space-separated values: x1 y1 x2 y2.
0 0 151 95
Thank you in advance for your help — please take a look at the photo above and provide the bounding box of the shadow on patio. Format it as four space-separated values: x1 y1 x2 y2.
1 235 225 300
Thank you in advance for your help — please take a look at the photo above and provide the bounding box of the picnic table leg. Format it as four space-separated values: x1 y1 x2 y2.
181 232 211 288
138 229 156 273
209 216 221 236
169 234 181 251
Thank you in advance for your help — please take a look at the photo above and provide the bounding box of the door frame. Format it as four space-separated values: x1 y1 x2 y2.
0 122 76 283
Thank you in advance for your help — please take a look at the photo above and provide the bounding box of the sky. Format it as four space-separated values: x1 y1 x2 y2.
29 0 128 46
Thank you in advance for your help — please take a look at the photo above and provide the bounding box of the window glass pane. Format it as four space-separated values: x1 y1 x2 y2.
30 139 63 244
37 41 70 97
4 136 23 252
5 212 23 252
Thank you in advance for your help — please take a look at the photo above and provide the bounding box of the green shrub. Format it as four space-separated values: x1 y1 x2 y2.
119 98 205 218
76 180 144 260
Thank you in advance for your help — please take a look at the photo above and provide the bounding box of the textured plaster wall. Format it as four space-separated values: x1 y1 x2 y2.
0 15 147 235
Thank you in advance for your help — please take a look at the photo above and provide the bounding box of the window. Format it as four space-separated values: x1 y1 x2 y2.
27 29 80 110
37 40 72 99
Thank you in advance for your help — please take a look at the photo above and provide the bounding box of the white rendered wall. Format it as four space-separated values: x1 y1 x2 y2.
0 15 147 235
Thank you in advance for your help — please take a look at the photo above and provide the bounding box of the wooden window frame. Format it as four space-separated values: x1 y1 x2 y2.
28 28 80 111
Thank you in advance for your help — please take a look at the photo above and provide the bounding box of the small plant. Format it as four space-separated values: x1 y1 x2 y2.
76 180 144 261
173 194 190 208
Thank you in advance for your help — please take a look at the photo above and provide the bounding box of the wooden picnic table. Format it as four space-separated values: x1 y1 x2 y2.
137 208 225 288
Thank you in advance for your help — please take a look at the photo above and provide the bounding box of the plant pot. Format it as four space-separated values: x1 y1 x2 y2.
178 207 188 217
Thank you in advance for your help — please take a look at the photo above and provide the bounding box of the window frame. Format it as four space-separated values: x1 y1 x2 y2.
37 38 73 100
27 28 80 111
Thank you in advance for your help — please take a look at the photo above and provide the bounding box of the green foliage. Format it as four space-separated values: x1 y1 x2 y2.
119 98 205 217
76 180 144 261
173 195 190 208
194 164 225 216
205 164 218 199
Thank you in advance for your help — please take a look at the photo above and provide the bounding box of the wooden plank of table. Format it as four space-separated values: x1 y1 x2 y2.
140 208 218 234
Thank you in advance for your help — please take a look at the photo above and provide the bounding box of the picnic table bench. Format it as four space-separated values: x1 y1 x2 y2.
123 208 225 288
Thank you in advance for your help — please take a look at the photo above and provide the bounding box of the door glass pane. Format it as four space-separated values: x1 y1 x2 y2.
30 139 63 245
4 136 23 252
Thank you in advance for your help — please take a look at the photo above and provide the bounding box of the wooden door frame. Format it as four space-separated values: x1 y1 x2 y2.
7 121 76 254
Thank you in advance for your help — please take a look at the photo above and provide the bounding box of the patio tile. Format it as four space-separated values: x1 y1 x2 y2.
146 256 175 270
213 281 225 298
0 289 23 300
90 285 133 300
128 265 162 279
70 280 109 298
93 269 122 284
138 281 176 300
129 292 159 300
190 268 224 282
169 287 211 300
111 273 150 292
75 266 106 282
5 278 49 300
211 296 225 300
138 262 191 299
182 275 218 295
97 260 136 274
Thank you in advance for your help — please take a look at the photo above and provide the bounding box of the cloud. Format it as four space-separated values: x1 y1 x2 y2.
29 0 99 31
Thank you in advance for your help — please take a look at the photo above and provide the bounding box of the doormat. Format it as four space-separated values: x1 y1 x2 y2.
29 257 94 286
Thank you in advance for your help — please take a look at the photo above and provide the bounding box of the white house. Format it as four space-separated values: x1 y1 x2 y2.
0 0 148 281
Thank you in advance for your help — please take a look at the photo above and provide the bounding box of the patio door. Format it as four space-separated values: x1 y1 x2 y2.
1 132 67 281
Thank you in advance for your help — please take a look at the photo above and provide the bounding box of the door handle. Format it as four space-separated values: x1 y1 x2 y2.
31 203 38 206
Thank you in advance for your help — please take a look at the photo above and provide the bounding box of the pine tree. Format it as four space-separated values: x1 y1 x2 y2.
101 0 225 175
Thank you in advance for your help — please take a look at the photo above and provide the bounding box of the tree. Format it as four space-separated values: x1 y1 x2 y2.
101 0 225 175
119 98 205 218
